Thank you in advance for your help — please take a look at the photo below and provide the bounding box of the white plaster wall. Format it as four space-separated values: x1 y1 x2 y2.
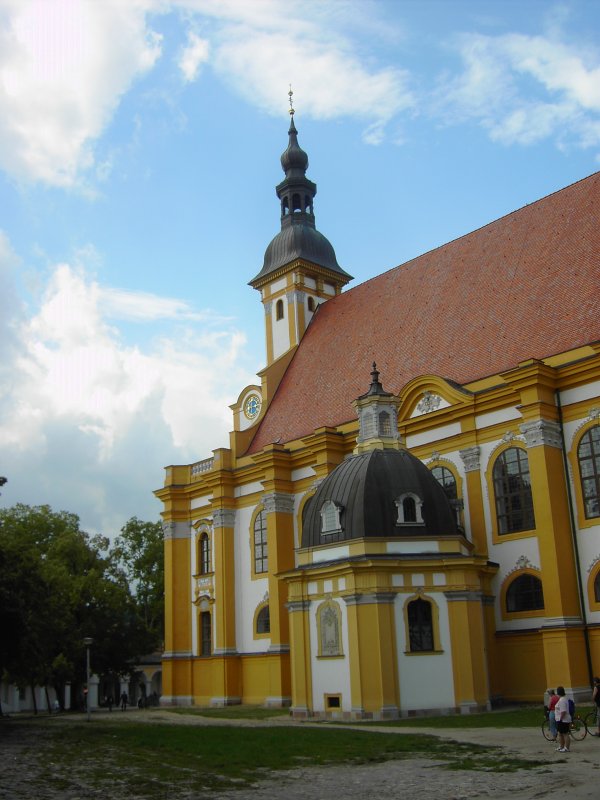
304 276 316 289
312 544 350 563
387 541 440 555
291 466 316 482
323 283 336 295
234 481 263 498
191 495 211 510
394 592 455 711
406 422 462 448
559 380 600 407
475 407 522 430
309 599 352 712
269 278 287 294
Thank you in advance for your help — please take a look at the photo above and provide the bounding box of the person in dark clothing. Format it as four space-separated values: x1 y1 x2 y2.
120 691 128 711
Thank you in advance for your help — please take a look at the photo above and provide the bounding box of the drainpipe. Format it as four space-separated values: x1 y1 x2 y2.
555 390 594 687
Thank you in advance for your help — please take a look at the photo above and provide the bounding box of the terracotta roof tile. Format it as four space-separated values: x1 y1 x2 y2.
248 172 600 453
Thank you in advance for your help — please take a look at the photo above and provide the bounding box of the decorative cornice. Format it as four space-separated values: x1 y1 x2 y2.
520 419 563 449
268 644 291 654
287 600 311 613
162 650 193 660
343 592 396 606
212 508 236 528
459 446 481 472
262 491 295 514
212 648 238 656
162 521 191 540
444 590 483 603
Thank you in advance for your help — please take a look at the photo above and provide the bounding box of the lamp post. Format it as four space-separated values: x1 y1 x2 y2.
83 637 93 722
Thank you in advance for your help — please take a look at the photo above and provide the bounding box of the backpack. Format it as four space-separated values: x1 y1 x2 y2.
568 698 575 717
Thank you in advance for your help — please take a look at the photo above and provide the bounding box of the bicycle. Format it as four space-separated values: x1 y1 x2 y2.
542 711 587 741
583 707 600 736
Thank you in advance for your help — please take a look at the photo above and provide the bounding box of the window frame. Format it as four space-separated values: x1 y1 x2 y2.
252 508 269 576
491 445 536 537
500 570 545 620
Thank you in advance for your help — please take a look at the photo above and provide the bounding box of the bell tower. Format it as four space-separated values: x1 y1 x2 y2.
249 90 352 367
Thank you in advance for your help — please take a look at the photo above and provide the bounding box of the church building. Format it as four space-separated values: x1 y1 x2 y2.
155 110 600 717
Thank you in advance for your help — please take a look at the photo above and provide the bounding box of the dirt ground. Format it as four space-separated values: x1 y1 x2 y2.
1 709 599 800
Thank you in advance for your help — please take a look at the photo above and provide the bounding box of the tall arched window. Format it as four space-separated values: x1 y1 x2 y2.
256 605 270 634
594 571 600 604
199 533 210 575
307 296 315 313
578 425 600 519
253 510 268 574
407 598 434 652
275 299 284 321
506 573 544 613
493 447 535 534
200 611 211 656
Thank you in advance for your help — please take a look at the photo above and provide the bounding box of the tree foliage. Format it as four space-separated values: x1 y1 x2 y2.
0 504 163 709
109 517 164 652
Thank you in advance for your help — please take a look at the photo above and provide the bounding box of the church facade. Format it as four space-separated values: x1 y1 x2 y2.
155 114 600 717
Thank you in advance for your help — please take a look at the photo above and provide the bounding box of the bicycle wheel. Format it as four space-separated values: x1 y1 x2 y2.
570 716 587 740
542 719 555 741
584 710 598 734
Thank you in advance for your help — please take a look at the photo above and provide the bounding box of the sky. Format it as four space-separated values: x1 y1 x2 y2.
1 0 600 539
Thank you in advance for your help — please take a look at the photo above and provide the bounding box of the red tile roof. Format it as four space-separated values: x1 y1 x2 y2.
248 172 600 454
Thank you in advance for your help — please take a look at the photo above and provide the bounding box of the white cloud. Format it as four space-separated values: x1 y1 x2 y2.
437 29 600 149
178 30 210 82
0 257 256 533
0 0 162 187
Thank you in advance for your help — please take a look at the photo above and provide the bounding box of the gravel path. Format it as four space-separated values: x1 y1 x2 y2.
1 710 599 800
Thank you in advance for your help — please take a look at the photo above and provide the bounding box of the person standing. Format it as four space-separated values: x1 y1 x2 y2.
592 677 600 737
547 689 559 741
120 691 128 711
554 686 571 753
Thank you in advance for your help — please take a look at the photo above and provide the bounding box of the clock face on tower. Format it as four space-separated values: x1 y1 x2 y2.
243 393 261 421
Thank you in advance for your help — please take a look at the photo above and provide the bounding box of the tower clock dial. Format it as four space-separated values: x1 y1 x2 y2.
244 393 261 420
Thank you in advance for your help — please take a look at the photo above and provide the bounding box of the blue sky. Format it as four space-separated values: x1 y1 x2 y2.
1 0 599 538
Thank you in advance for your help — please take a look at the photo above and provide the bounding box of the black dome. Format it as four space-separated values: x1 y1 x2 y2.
257 224 344 279
302 448 458 548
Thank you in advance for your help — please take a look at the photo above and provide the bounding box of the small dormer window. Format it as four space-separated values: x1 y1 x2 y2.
396 493 425 525
379 410 391 436
320 500 342 535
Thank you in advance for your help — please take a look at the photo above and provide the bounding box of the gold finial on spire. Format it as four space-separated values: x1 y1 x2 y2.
288 84 295 116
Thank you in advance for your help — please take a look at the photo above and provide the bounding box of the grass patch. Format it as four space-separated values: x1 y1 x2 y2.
4 716 542 799
168 704 288 720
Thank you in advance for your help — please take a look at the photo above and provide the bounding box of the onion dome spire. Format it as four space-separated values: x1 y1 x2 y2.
250 88 352 284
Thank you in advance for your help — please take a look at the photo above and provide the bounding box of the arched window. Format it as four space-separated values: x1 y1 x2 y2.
578 425 600 519
493 447 535 534
307 296 315 313
275 299 284 321
395 493 424 525
253 510 268 574
282 196 289 216
256 605 270 634
407 598 434 652
200 611 211 656
320 500 342 535
431 466 457 501
506 573 544 613
199 533 210 575
292 193 302 213
595 572 600 604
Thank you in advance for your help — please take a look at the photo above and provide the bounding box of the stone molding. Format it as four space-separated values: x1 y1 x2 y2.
262 492 295 514
459 446 481 472
343 592 396 606
212 508 236 528
520 419 563 449
162 521 191 540
444 590 483 603
287 600 311 613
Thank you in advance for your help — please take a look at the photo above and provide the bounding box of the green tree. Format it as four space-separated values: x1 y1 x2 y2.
0 504 148 712
109 518 164 652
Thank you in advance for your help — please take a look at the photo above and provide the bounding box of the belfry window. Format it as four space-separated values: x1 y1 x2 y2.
578 425 600 519
282 196 289 215
395 493 424 525
493 447 535 534
307 296 315 313
292 193 302 213
506 574 544 613
320 500 342 535
407 598 434 652
378 411 392 436
276 299 284 321
254 510 268 574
